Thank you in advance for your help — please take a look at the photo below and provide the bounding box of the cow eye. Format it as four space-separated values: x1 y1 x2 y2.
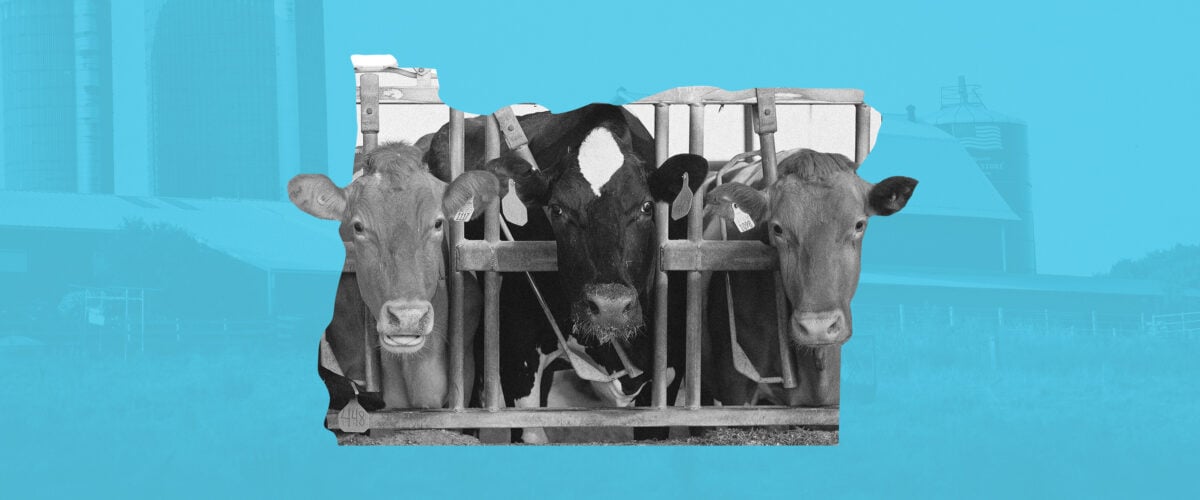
640 201 654 214
550 205 564 218
433 219 444 231
855 220 866 232
352 221 365 234
772 223 784 236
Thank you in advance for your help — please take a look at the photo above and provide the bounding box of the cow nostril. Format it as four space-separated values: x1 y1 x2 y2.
587 300 600 316
622 300 635 313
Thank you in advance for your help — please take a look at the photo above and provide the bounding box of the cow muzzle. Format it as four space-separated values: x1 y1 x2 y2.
574 283 644 344
377 300 434 353
790 309 848 346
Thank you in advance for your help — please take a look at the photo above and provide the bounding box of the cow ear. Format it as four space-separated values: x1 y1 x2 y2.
649 153 707 202
485 156 548 203
706 183 768 228
288 174 346 220
868 176 918 216
443 170 502 222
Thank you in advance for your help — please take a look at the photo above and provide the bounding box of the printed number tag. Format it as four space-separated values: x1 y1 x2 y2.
501 179 528 226
453 197 474 222
337 398 370 434
732 203 755 232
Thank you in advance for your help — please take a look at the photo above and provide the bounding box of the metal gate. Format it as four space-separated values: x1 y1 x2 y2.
326 60 870 432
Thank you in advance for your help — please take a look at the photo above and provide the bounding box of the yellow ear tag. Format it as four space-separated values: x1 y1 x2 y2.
501 179 527 226
452 197 474 222
732 202 755 233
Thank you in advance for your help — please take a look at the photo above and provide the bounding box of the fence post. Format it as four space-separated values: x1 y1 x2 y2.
448 108 467 410
652 103 670 409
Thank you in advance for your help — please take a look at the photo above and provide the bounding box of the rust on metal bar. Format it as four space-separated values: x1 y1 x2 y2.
448 108 466 409
494 107 539 170
454 241 557 272
326 406 838 430
855 103 871 164
359 74 380 153
658 241 776 271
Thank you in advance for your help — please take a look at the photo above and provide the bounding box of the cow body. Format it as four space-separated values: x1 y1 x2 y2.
702 149 916 406
289 143 482 418
430 104 704 442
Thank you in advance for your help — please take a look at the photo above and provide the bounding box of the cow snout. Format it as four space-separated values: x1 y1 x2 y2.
576 283 644 343
791 309 848 346
377 300 434 353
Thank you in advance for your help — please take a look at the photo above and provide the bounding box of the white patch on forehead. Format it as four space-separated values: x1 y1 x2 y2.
577 127 624 196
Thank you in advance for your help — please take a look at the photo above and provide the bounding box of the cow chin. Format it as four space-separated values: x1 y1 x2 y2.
377 300 435 354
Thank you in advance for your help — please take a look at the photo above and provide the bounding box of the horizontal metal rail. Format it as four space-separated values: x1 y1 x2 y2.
326 406 837 430
631 86 864 105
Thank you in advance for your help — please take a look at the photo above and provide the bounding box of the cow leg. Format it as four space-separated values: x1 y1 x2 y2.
514 347 554 444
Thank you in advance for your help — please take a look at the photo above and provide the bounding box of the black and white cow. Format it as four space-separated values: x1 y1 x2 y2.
426 104 705 442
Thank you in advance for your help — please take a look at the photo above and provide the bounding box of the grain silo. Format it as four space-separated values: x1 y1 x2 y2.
925 76 1035 273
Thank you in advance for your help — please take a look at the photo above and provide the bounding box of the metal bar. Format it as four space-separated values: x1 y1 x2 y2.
685 183 707 409
485 114 501 161
754 88 779 184
494 107 539 170
658 241 776 271
447 108 466 410
359 73 382 393
688 103 704 156
652 102 670 409
632 87 864 106
774 273 798 389
359 74 380 153
483 197 502 411
855 103 871 164
455 241 558 272
743 105 756 153
355 85 442 104
328 406 838 430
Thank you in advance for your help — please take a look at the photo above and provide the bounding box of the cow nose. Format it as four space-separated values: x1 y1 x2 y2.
791 309 847 345
583 284 639 326
379 300 434 336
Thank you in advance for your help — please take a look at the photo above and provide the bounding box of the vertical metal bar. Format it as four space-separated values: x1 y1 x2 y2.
652 103 670 409
685 184 706 409
485 114 501 161
754 88 794 389
360 73 382 393
448 108 466 410
854 103 871 164
484 197 502 411
360 74 380 153
688 103 704 156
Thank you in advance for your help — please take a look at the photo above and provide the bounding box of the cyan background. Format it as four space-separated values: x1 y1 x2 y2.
2 0 1198 498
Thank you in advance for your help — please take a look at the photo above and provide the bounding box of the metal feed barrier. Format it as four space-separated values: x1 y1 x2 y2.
327 59 869 432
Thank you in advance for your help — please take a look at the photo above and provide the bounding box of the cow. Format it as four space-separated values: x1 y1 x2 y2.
288 143 483 415
427 104 705 442
701 149 917 407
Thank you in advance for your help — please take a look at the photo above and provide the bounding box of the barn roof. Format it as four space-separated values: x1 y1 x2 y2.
859 116 1020 221
0 191 345 273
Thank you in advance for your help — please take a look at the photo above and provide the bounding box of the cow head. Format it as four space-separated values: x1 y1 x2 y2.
443 107 705 346
707 149 917 346
289 144 448 355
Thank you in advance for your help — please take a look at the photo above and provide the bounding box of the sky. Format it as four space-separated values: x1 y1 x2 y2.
320 0 1199 277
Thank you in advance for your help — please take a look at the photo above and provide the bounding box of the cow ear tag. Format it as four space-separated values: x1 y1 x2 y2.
670 172 693 221
501 179 527 226
337 398 370 434
452 197 474 222
731 202 755 233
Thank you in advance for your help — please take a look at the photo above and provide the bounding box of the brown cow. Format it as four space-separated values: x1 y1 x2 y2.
702 149 916 406
290 143 482 410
